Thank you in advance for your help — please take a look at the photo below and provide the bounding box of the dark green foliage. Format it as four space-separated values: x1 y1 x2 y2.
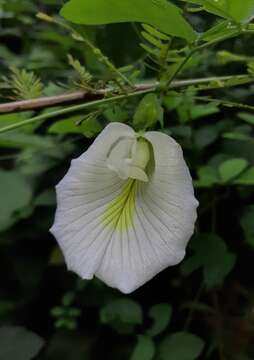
130 335 155 360
0 326 44 360
182 234 236 288
145 304 172 337
241 205 254 247
133 94 164 130
100 299 143 334
1 1 254 359
0 170 33 231
159 332 204 360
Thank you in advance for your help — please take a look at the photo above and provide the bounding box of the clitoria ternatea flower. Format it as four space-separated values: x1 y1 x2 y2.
50 122 198 293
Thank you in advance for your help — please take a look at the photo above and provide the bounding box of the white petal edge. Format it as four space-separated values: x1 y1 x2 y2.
50 124 199 294
50 122 135 280
95 131 199 293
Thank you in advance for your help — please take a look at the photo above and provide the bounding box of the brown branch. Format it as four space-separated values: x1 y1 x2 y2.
0 91 89 114
0 91 93 114
0 83 155 114
0 75 252 114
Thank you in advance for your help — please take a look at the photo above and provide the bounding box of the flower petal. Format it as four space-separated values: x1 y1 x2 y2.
95 131 198 293
50 124 198 294
106 136 135 179
50 122 135 279
142 131 199 255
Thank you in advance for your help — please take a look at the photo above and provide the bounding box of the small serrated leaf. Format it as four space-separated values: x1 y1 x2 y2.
8 66 43 100
141 31 164 49
141 24 170 41
68 54 93 88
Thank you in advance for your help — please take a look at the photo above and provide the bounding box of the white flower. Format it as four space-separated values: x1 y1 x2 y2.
50 122 198 293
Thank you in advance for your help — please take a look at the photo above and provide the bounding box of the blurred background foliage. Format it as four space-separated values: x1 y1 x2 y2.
0 1 254 360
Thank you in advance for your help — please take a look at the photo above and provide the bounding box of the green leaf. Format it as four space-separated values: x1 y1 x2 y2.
201 20 238 42
226 0 254 23
146 304 172 337
15 140 74 177
0 326 44 360
237 112 254 125
0 114 58 149
133 93 164 130
218 158 249 182
130 335 155 360
159 332 204 360
217 50 250 65
0 170 33 232
234 167 254 185
0 132 56 150
181 0 254 23
48 115 103 138
163 92 182 111
47 116 85 135
240 205 254 247
189 104 219 121
195 166 219 188
0 112 42 134
62 292 75 307
6 66 43 100
182 234 236 289
35 189 56 207
67 54 93 87
171 93 220 124
142 23 170 41
222 132 254 142
180 0 231 19
61 0 196 42
170 125 192 139
104 105 129 123
51 306 66 318
194 125 219 149
100 298 143 334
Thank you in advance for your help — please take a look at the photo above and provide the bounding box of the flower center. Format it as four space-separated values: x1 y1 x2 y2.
102 179 137 231
106 136 150 182
103 137 150 232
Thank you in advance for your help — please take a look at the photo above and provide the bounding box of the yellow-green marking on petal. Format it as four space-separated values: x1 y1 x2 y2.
102 179 137 232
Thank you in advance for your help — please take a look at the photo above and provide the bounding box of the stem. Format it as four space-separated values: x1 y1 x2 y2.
0 89 153 134
0 90 88 113
192 95 254 112
165 49 195 89
1 75 252 114
165 28 246 90
92 48 133 91
37 13 134 90
159 38 172 80
195 30 242 52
